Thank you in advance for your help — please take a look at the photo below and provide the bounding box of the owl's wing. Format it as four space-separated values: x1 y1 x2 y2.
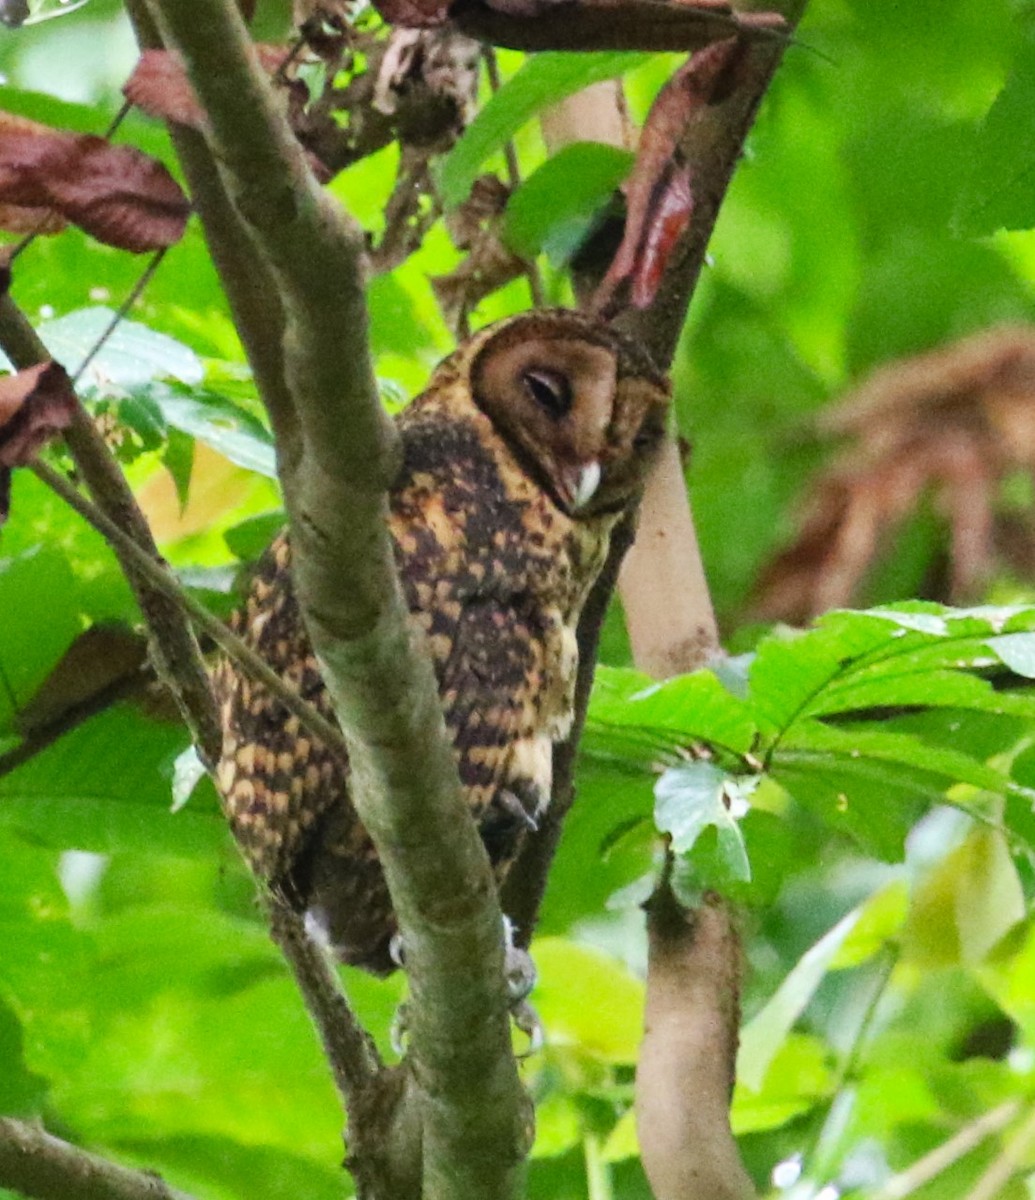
433 590 559 871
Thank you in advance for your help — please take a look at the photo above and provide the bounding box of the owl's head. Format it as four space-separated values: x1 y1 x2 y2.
466 310 671 519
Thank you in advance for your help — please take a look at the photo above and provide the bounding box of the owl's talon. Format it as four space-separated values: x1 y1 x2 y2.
512 999 545 1057
389 931 406 968
499 788 539 832
390 1001 410 1056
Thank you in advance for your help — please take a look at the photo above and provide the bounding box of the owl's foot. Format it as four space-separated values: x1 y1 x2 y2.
388 916 543 1055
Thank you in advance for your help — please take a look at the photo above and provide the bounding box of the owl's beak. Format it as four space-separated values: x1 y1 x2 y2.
568 460 602 512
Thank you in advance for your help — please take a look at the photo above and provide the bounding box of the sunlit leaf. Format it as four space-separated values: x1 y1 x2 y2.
438 52 650 208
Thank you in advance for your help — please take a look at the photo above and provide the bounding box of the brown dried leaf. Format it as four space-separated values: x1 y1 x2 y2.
125 46 300 132
0 202 67 236
432 175 526 331
17 623 149 738
591 37 744 317
0 111 190 251
753 326 1035 623
0 360 77 524
0 361 77 467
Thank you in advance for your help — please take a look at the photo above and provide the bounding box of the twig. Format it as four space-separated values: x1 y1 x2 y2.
266 898 383 1102
871 1101 1022 1200
962 1104 1035 1200
71 249 167 387
31 458 349 759
0 1118 197 1200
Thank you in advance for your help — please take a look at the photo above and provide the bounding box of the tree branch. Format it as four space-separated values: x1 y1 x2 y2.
0 1119 196 1200
0 295 220 766
141 3 527 1196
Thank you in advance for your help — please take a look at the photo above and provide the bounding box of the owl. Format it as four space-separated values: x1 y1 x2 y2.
213 309 670 973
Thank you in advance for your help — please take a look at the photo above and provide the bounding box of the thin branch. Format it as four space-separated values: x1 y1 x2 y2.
266 898 383 1101
0 1118 197 1200
871 1101 1022 1200
31 458 349 759
0 293 220 766
70 249 167 388
141 4 528 1197
963 1104 1035 1200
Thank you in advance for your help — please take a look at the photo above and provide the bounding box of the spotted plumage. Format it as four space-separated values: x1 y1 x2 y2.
213 309 670 972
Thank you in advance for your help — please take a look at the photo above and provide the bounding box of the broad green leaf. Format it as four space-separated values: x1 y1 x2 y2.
954 29 1035 236
829 878 908 969
654 763 752 882
589 665 758 755
15 307 204 392
954 829 1025 963
987 632 1035 678
146 383 277 478
778 721 1018 798
601 1108 638 1163
738 904 864 1091
438 52 650 208
732 1034 834 1134
747 619 893 735
0 996 47 1117
105 1136 350 1200
907 829 1025 967
802 667 1035 722
532 938 643 1063
223 511 284 561
503 143 633 261
0 547 80 735
0 705 227 857
772 749 945 860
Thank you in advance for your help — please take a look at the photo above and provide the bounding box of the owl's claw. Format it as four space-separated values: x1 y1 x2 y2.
389 931 406 968
511 998 545 1057
499 788 539 832
388 917 543 1056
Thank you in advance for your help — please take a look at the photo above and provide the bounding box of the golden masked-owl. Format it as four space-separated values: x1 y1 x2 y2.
214 309 670 973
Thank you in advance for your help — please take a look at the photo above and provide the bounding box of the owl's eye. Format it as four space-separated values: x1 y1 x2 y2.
523 368 573 419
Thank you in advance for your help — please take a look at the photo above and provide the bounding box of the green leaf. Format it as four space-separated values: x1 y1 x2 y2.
778 721 1019 798
503 142 633 261
16 308 204 392
162 427 195 510
438 52 650 208
0 995 48 1117
223 511 284 561
589 665 758 756
987 632 1035 678
0 705 227 857
0 547 80 736
654 763 752 882
732 1033 834 1134
146 382 277 478
738 903 865 1091
532 938 644 1063
954 30 1035 236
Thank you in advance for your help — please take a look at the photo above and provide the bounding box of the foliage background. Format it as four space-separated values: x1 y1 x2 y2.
3 1 1035 1197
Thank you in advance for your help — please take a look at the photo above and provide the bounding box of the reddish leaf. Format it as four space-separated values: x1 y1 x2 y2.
0 111 190 251
125 45 299 133
592 36 748 316
0 360 77 524
0 201 66 237
0 361 77 467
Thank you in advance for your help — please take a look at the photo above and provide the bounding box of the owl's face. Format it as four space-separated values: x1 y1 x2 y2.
467 310 671 519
